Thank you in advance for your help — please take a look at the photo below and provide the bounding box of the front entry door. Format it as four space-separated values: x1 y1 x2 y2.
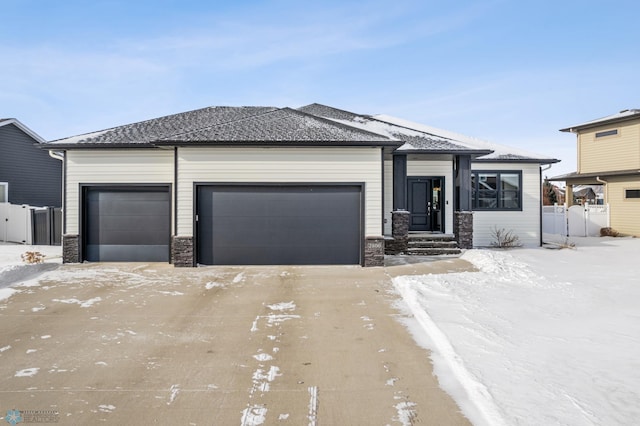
408 177 443 232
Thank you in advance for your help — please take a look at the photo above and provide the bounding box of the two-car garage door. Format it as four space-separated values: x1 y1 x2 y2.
196 185 362 265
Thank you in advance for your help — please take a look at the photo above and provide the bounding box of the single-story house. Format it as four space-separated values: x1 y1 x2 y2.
45 104 558 266
1 118 62 207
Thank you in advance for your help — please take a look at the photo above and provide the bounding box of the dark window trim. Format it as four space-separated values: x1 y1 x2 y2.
625 189 640 199
471 170 523 211
595 129 618 138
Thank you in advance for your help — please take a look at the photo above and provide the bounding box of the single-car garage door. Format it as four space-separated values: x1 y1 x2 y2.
83 186 171 262
197 185 362 265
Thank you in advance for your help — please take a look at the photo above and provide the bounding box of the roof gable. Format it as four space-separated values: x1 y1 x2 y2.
560 109 640 132
0 118 46 143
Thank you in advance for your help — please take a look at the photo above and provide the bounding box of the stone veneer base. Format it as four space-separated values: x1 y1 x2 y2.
364 237 385 267
172 236 195 267
62 234 80 263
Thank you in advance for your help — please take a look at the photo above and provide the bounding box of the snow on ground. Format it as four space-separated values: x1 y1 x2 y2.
394 236 640 426
0 243 62 300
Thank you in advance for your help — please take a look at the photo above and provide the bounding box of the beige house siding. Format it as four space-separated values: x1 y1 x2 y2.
176 147 383 237
472 163 541 247
64 150 175 234
578 119 640 174
406 159 454 234
606 176 640 236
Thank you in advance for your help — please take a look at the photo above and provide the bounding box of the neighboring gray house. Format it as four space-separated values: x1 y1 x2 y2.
0 119 62 207
45 104 558 267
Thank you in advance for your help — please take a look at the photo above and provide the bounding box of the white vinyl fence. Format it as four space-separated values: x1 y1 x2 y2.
0 203 33 244
542 203 610 237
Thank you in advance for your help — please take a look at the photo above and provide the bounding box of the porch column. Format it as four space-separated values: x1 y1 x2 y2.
393 154 407 211
456 155 472 211
565 184 574 207
455 155 474 249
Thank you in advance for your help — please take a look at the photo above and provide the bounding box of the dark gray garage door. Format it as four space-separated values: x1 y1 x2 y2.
197 185 362 265
84 187 170 262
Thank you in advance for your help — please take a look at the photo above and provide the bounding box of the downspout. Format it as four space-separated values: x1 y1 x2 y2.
596 176 610 227
540 164 553 246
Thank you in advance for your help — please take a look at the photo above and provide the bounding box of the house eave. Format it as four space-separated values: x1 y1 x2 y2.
549 169 640 181
474 158 561 164
560 113 640 133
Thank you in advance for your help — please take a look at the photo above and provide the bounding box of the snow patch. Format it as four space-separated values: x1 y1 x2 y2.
98 404 115 413
253 353 273 362
15 367 39 377
267 301 295 311
167 384 180 405
206 281 224 289
0 345 11 352
52 297 102 308
232 272 245 283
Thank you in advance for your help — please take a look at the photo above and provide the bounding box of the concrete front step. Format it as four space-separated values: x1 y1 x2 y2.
406 247 462 255
408 241 459 249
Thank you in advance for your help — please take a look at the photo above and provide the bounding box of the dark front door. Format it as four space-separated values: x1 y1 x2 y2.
196 185 362 265
408 177 443 232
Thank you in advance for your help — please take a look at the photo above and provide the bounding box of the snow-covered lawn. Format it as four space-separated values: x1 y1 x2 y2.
394 236 640 426
0 243 61 300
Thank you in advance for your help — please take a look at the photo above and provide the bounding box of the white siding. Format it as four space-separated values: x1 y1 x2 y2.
177 147 383 237
407 159 454 234
472 163 541 247
65 150 174 234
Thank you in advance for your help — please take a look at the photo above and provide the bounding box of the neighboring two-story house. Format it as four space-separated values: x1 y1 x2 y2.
555 109 640 236
0 118 62 207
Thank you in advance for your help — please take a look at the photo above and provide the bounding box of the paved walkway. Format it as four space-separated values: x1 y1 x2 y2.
0 260 474 425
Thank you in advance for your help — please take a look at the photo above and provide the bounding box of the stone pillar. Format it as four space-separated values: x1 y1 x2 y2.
62 234 80 263
385 210 410 254
364 237 385 267
454 211 474 249
172 236 194 267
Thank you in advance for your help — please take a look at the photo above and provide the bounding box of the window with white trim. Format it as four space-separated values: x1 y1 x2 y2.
0 183 7 203
471 171 522 210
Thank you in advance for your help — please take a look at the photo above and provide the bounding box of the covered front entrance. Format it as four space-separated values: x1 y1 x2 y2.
407 177 444 232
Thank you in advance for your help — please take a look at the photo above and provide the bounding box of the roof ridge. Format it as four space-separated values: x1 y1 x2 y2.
289 107 396 141
155 106 279 140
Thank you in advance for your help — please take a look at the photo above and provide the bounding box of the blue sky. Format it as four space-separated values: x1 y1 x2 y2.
2 0 639 176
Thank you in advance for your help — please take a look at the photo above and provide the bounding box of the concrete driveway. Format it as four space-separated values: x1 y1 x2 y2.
0 260 472 425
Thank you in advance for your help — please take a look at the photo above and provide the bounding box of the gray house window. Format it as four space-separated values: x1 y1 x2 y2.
0 183 7 203
471 171 522 210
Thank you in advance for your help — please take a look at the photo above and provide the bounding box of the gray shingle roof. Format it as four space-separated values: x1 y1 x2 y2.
49 106 278 146
298 103 490 154
155 108 395 144
48 105 397 148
